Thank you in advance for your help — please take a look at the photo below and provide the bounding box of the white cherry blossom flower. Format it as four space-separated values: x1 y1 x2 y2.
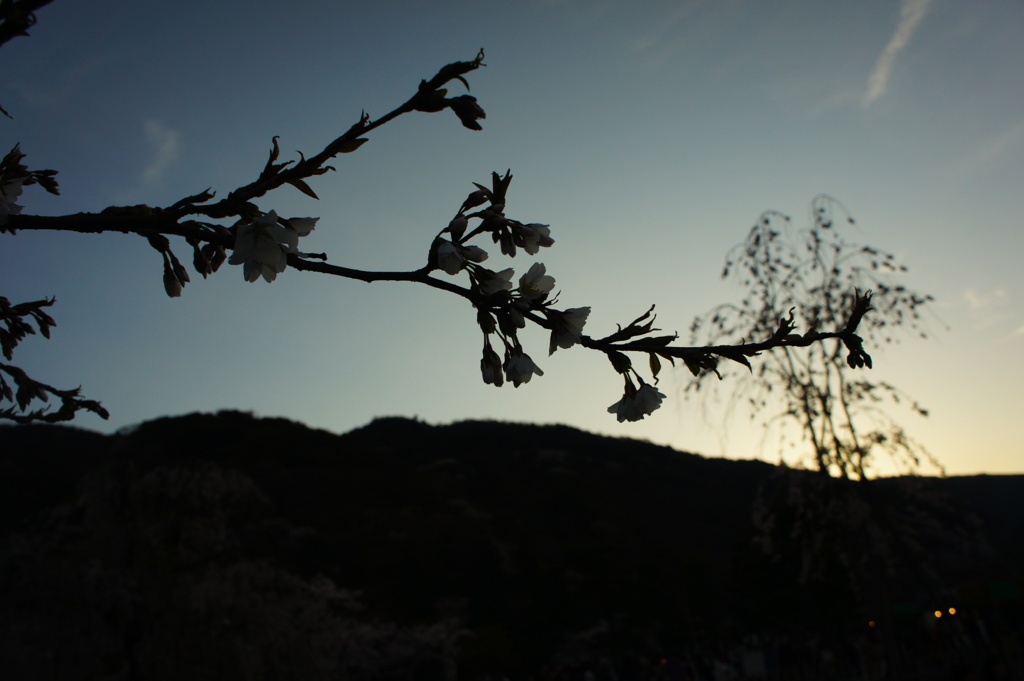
518 262 555 300
435 239 464 275
476 267 515 296
285 216 318 236
608 383 666 422
519 223 554 255
503 350 544 387
461 245 488 263
229 210 296 282
548 306 591 354
634 383 666 415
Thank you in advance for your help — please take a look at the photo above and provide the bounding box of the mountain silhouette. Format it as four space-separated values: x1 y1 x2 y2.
2 411 1021 680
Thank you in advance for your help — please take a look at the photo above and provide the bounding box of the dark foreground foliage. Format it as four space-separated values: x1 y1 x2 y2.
1 411 1022 680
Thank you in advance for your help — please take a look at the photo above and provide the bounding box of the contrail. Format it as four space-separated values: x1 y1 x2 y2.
142 119 181 186
863 0 934 106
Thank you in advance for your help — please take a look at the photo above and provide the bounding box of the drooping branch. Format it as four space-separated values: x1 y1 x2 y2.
3 173 878 426
2 37 880 426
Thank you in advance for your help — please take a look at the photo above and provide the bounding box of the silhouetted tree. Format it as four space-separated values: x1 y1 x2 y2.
687 195 938 479
685 197 962 647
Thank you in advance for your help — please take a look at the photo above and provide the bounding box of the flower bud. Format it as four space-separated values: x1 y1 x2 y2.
193 243 213 278
171 256 191 285
206 244 227 272
480 343 504 387
162 261 182 298
460 189 489 213
447 216 469 241
476 309 497 334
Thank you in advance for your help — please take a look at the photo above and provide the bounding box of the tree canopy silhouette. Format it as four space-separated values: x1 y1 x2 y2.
687 195 938 479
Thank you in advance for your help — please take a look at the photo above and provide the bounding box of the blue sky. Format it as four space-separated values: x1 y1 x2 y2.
3 0 1022 475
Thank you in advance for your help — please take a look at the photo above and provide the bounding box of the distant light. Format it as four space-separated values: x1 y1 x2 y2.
868 620 876 628
948 607 957 615
934 610 943 618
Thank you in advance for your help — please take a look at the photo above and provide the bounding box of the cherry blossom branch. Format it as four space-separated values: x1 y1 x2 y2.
578 297 873 369
174 49 487 220
288 258 475 300
0 361 109 423
3 171 875 425
0 296 110 422
2 44 877 425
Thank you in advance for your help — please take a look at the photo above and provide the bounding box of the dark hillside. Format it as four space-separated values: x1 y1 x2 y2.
1 411 1021 680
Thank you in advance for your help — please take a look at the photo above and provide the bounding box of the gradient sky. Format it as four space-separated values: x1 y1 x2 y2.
3 0 1022 476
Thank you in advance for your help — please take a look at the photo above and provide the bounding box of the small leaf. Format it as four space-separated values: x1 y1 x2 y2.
725 353 752 371
649 353 662 382
607 351 632 374
287 178 320 200
337 138 368 153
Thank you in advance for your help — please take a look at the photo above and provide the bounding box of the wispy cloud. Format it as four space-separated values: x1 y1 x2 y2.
964 287 1007 310
142 118 181 186
963 287 1022 342
958 117 1024 174
863 0 934 107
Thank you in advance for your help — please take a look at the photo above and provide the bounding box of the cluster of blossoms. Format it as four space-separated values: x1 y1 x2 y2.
429 174 596 393
472 261 593 388
426 173 666 422
229 210 319 282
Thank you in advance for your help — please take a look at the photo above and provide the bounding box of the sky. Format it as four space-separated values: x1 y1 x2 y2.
2 0 1022 476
